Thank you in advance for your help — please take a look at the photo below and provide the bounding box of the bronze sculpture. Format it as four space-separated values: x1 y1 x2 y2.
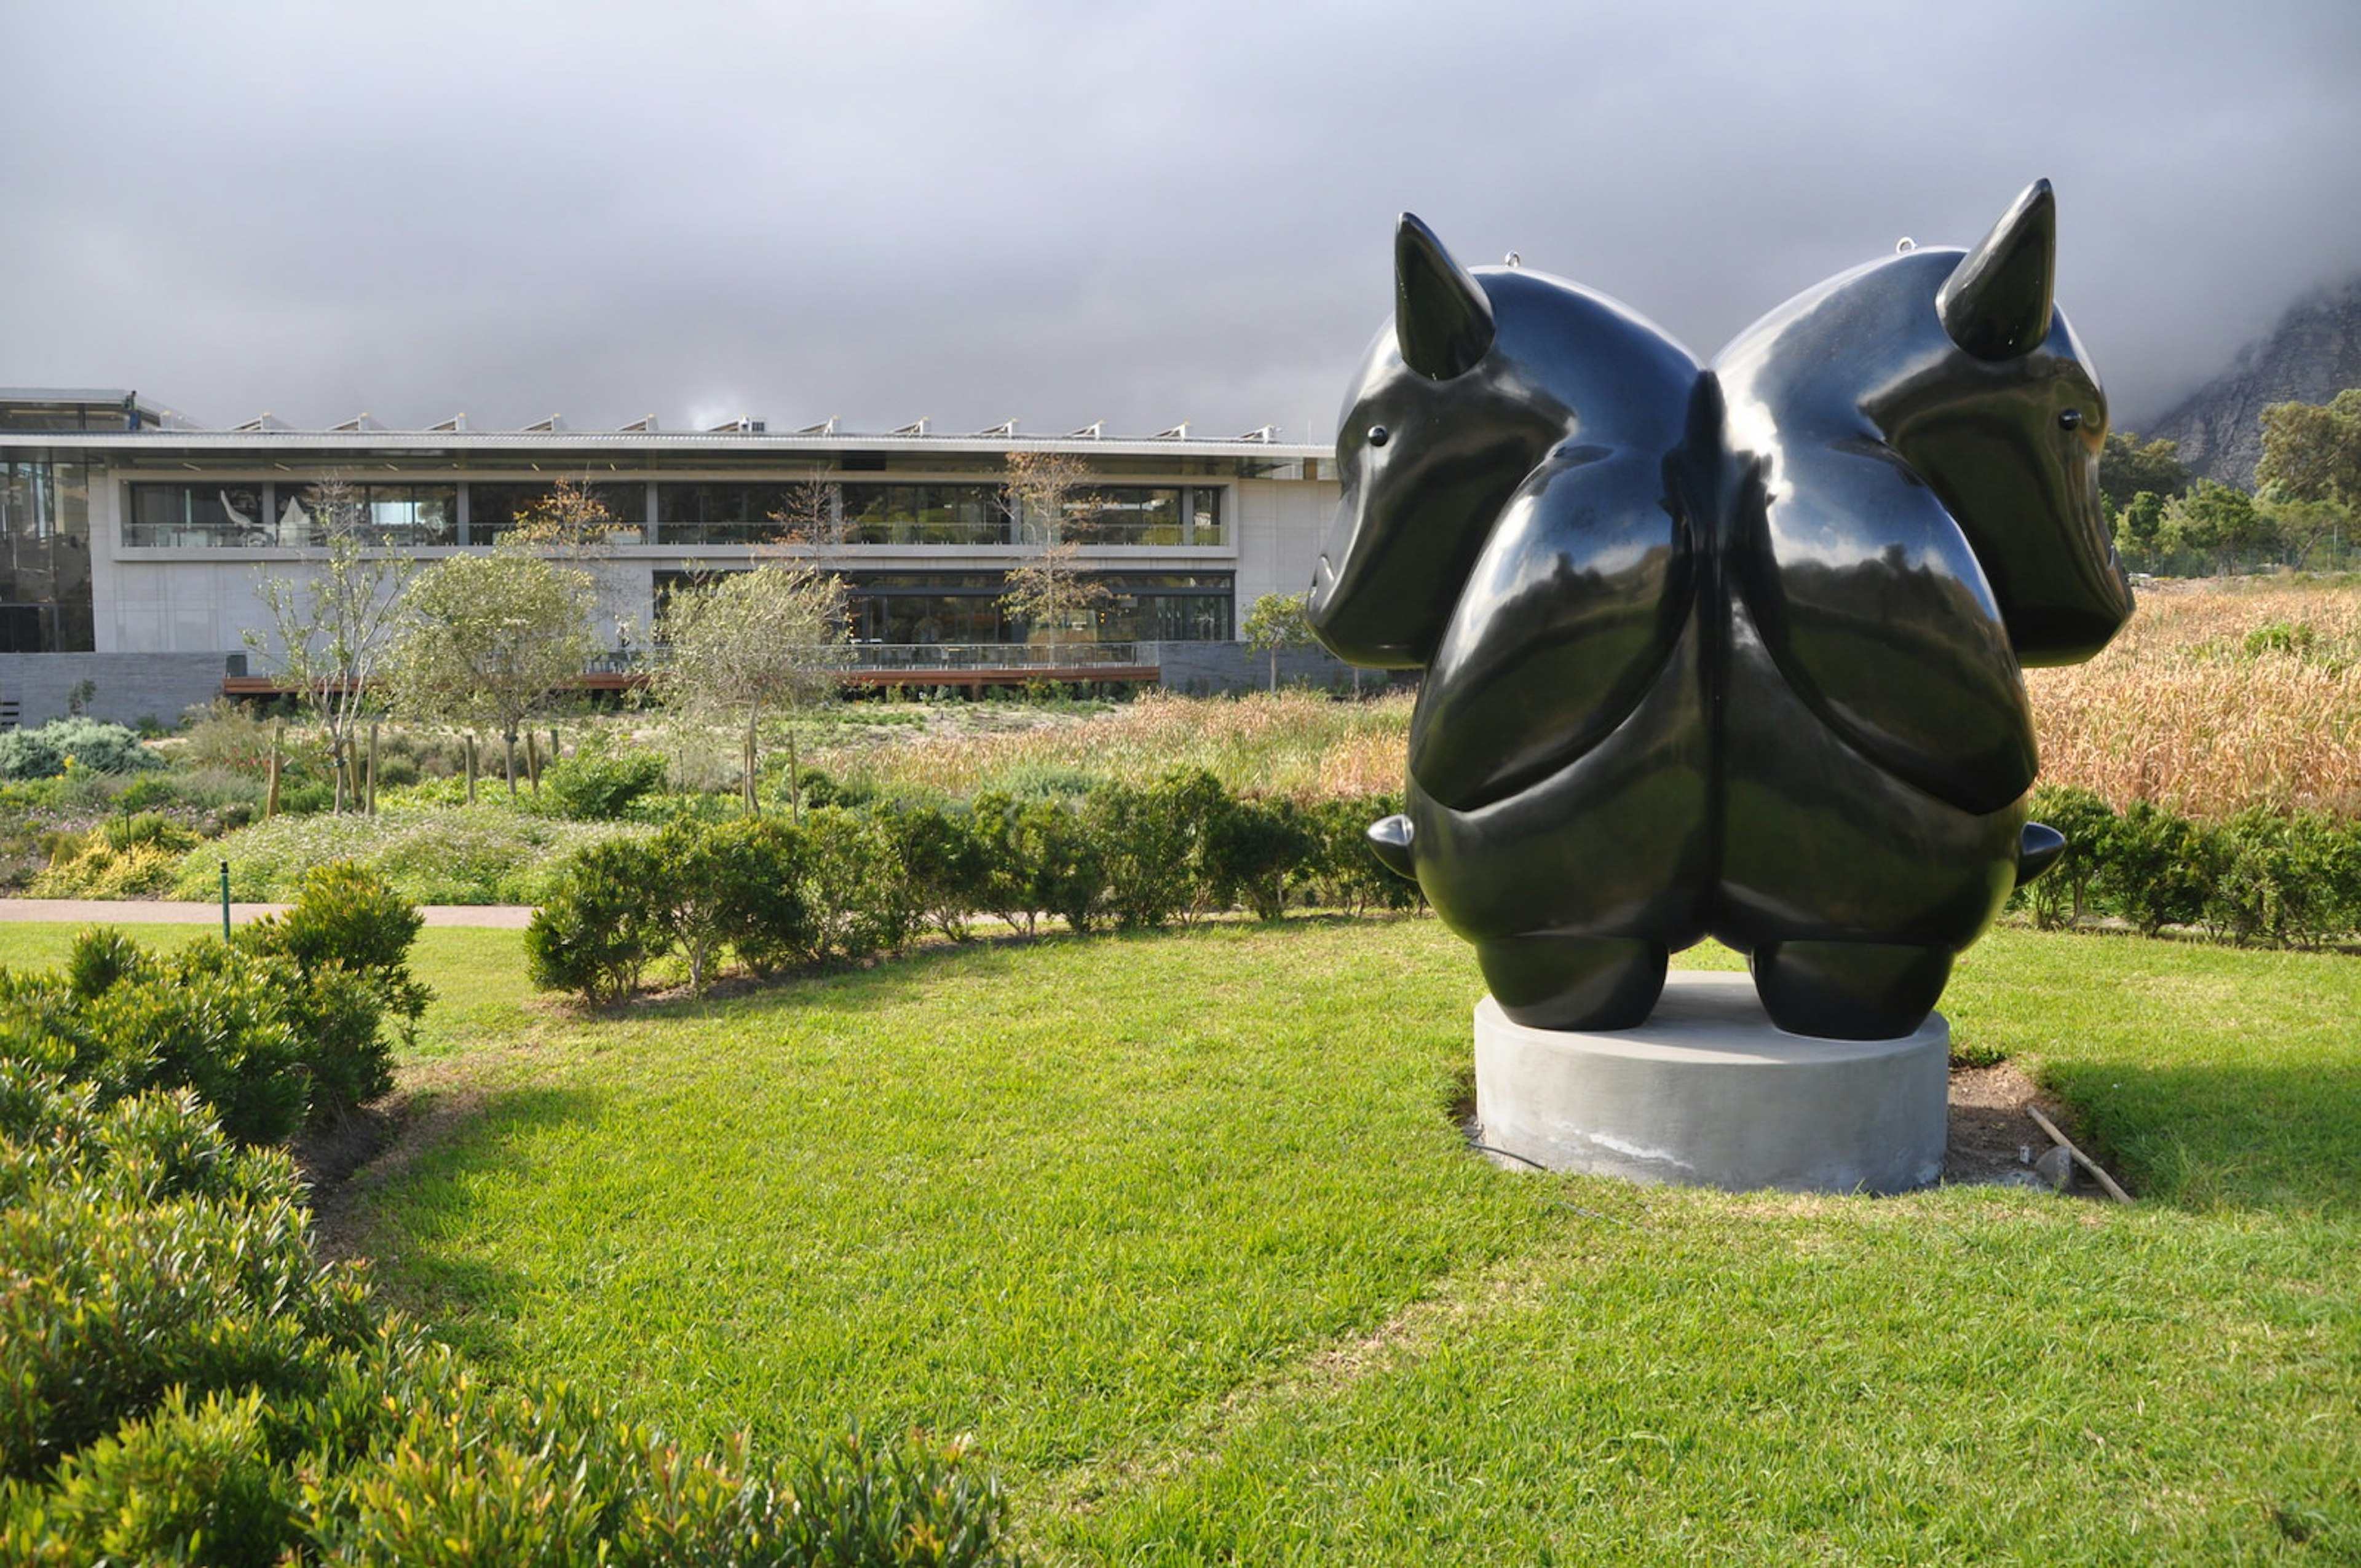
1309 181 2133 1039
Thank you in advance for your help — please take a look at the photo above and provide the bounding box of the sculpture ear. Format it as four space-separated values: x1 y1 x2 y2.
1937 179 2057 361
1395 213 1496 380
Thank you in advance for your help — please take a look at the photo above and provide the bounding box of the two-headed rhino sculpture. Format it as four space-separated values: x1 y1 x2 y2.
1308 180 2134 1040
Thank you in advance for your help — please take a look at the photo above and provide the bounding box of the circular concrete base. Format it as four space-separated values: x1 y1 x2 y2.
1473 972 1947 1194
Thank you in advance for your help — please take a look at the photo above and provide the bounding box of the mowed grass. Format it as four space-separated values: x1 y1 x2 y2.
299 918 2361 1564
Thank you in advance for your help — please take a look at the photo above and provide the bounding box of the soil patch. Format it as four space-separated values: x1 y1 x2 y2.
296 1068 493 1264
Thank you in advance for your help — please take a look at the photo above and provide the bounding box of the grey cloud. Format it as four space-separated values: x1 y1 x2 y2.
2 0 2356 443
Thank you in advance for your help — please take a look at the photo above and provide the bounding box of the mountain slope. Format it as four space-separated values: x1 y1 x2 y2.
2146 276 2361 487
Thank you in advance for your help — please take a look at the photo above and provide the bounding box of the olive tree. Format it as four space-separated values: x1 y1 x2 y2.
998 449 1109 651
1241 591 1315 691
383 552 599 795
247 475 409 811
647 561 850 817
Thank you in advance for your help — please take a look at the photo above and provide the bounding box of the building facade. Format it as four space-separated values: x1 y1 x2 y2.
0 390 1343 725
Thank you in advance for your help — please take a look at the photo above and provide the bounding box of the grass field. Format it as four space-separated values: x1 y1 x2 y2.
17 914 2343 1562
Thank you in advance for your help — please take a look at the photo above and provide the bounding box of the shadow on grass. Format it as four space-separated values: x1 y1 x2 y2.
360 1082 608 1364
2042 1054 2361 1215
617 911 1433 1027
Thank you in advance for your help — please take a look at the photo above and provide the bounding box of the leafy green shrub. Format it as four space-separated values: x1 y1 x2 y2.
879 802 989 941
2201 809 2361 949
1084 771 1229 931
2095 802 2218 938
802 807 917 961
232 862 428 1117
526 838 671 1005
2018 784 2119 929
539 746 669 821
0 719 163 781
0 1070 1022 1565
1295 795 1423 914
704 814 817 979
1009 795 1106 934
1204 794 1318 921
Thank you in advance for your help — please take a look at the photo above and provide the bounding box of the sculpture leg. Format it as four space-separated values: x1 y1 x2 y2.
1750 942 1952 1041
1477 936 1667 1031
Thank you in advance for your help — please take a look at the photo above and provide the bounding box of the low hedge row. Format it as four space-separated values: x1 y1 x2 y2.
1 875 1022 1564
527 771 1421 1001
2019 784 2361 947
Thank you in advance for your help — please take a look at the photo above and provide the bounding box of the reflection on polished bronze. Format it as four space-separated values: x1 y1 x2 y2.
1310 181 2133 1040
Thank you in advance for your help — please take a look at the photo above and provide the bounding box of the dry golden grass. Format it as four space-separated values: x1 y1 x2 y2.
806 578 2360 819
807 689 1417 799
2028 577 2361 819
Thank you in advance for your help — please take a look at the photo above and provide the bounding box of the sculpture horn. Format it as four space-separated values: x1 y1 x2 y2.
1395 213 1496 380
1937 179 2057 361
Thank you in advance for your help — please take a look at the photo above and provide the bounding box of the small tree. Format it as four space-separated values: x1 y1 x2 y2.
648 561 850 817
1241 591 1316 691
384 553 599 795
2256 388 2361 506
2097 429 2193 514
999 450 1110 651
248 474 411 812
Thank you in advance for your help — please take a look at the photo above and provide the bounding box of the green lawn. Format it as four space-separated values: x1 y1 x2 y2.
14 916 2355 1561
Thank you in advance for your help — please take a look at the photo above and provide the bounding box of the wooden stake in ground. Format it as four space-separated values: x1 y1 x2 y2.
464 731 478 804
524 728 540 792
265 723 283 819
2026 1105 2135 1204
365 722 379 816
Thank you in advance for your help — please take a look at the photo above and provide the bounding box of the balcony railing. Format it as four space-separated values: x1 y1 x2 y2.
846 641 1152 671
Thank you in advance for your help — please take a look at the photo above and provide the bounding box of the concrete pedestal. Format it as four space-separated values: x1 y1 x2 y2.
1473 971 1947 1194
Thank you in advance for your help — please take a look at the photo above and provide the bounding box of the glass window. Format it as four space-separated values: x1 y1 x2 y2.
1067 487 1184 545
465 481 644 543
840 484 1010 545
655 481 832 545
276 484 458 547
1188 487 1224 545
124 483 271 547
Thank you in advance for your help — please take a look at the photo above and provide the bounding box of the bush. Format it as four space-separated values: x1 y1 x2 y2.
0 1070 1024 1565
2097 802 2218 938
704 814 817 979
0 719 162 781
186 808 641 905
879 802 989 941
1294 795 1423 915
802 807 917 961
2019 784 2119 930
232 862 428 1118
539 746 670 821
1084 771 1227 931
1204 794 1319 921
526 838 672 1005
26 837 186 899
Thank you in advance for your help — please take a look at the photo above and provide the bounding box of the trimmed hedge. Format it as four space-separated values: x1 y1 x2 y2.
526 771 1426 1002
2016 784 2361 947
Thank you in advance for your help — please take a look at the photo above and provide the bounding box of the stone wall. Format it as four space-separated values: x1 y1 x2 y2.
1148 640 1407 696
0 653 234 729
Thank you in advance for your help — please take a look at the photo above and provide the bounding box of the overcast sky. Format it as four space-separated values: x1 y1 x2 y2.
3 1 2356 443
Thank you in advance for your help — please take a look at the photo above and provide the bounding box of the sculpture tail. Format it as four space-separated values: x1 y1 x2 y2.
1366 814 1417 881
2015 821 2066 888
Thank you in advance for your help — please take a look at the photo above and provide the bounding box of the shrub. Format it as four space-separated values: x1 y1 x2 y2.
802 807 917 961
704 814 817 979
1083 773 1213 931
879 802 989 941
1011 796 1107 935
526 838 672 1005
231 863 427 1119
26 837 186 899
2097 802 2218 938
539 746 670 821
0 1070 1023 1565
1295 795 1423 915
1205 794 1318 921
0 719 162 781
2019 784 2119 929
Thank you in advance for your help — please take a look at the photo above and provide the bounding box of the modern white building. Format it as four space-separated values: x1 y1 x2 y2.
0 389 1345 725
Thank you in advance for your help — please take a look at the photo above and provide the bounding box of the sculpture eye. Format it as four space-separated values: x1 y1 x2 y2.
1366 425 1390 448
2057 409 2083 431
